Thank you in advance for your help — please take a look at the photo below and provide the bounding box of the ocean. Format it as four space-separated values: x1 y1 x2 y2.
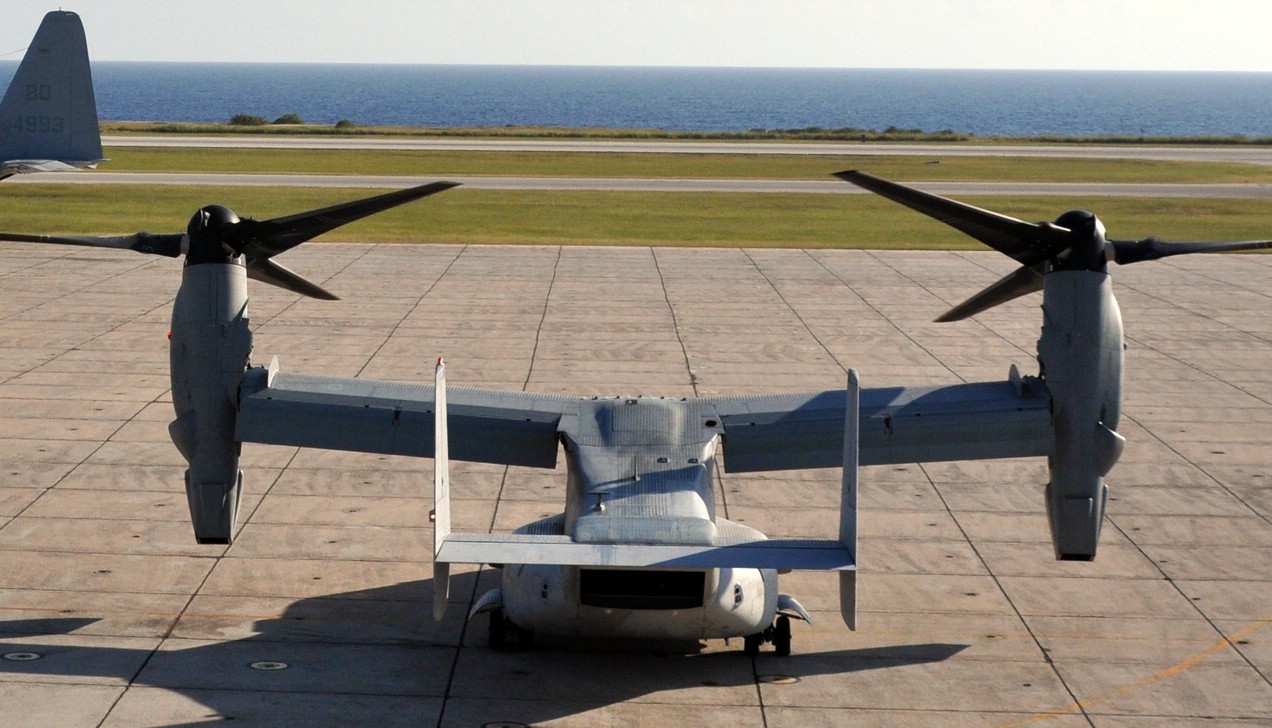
3 62 1271 137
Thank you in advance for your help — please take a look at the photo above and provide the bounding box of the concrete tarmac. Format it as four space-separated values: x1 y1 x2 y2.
0 243 1269 726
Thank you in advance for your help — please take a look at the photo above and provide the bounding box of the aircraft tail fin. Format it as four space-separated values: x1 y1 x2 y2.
432 358 452 621
0 11 103 174
839 370 860 630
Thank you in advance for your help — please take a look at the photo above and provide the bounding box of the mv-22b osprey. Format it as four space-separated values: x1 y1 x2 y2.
4 172 1269 655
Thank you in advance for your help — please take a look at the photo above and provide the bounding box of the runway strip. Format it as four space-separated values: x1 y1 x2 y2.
102 135 1272 166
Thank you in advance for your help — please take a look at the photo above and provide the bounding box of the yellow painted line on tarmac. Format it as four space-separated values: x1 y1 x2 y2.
997 616 1272 727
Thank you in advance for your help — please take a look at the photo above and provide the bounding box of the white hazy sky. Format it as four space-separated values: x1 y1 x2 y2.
3 1 1270 71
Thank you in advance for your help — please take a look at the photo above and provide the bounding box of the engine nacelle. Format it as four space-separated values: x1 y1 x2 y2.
1037 270 1125 560
168 260 251 544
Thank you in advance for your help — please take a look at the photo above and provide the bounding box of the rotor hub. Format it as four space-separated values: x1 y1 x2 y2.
1053 210 1107 272
185 205 244 266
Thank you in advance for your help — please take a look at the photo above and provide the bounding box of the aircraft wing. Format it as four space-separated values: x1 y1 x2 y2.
707 371 1053 472
238 358 1052 472
235 359 584 468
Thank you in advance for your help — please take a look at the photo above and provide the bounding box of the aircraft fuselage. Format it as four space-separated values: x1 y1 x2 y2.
499 397 780 640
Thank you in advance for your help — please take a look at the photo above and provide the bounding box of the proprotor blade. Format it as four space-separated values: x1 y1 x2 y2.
0 232 185 257
936 263 1047 322
244 257 338 300
0 181 459 301
232 181 461 258
835 170 1071 265
246 257 339 301
1109 236 1272 265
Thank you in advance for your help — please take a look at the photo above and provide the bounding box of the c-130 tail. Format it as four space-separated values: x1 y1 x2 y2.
1 11 103 180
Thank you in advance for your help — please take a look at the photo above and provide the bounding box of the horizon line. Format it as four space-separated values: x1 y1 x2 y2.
2 59 1269 74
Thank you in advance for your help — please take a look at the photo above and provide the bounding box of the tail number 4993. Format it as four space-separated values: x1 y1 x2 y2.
7 115 65 134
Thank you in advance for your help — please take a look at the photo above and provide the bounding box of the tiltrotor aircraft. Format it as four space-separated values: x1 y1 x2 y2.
2 171 1268 656
0 11 103 180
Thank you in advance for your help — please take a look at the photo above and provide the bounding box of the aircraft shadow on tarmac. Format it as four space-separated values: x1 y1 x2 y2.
0 572 968 726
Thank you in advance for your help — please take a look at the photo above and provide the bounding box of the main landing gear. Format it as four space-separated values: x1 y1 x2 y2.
488 608 534 649
744 615 792 657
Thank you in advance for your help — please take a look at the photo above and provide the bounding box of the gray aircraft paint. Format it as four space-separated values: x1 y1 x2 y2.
0 11 103 179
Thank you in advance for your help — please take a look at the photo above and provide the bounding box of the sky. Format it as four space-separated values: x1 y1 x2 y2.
3 1 1270 72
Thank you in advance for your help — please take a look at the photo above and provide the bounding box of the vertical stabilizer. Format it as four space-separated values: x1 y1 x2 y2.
839 369 859 630
432 359 452 621
0 11 103 174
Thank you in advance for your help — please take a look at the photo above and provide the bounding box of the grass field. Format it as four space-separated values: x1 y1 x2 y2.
4 184 1271 248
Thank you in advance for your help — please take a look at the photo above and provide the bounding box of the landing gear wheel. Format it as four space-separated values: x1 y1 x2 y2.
773 615 792 657
743 633 762 656
514 624 535 648
488 607 506 648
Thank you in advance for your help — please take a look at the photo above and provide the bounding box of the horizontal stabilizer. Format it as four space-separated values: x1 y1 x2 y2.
436 532 855 571
0 159 84 174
